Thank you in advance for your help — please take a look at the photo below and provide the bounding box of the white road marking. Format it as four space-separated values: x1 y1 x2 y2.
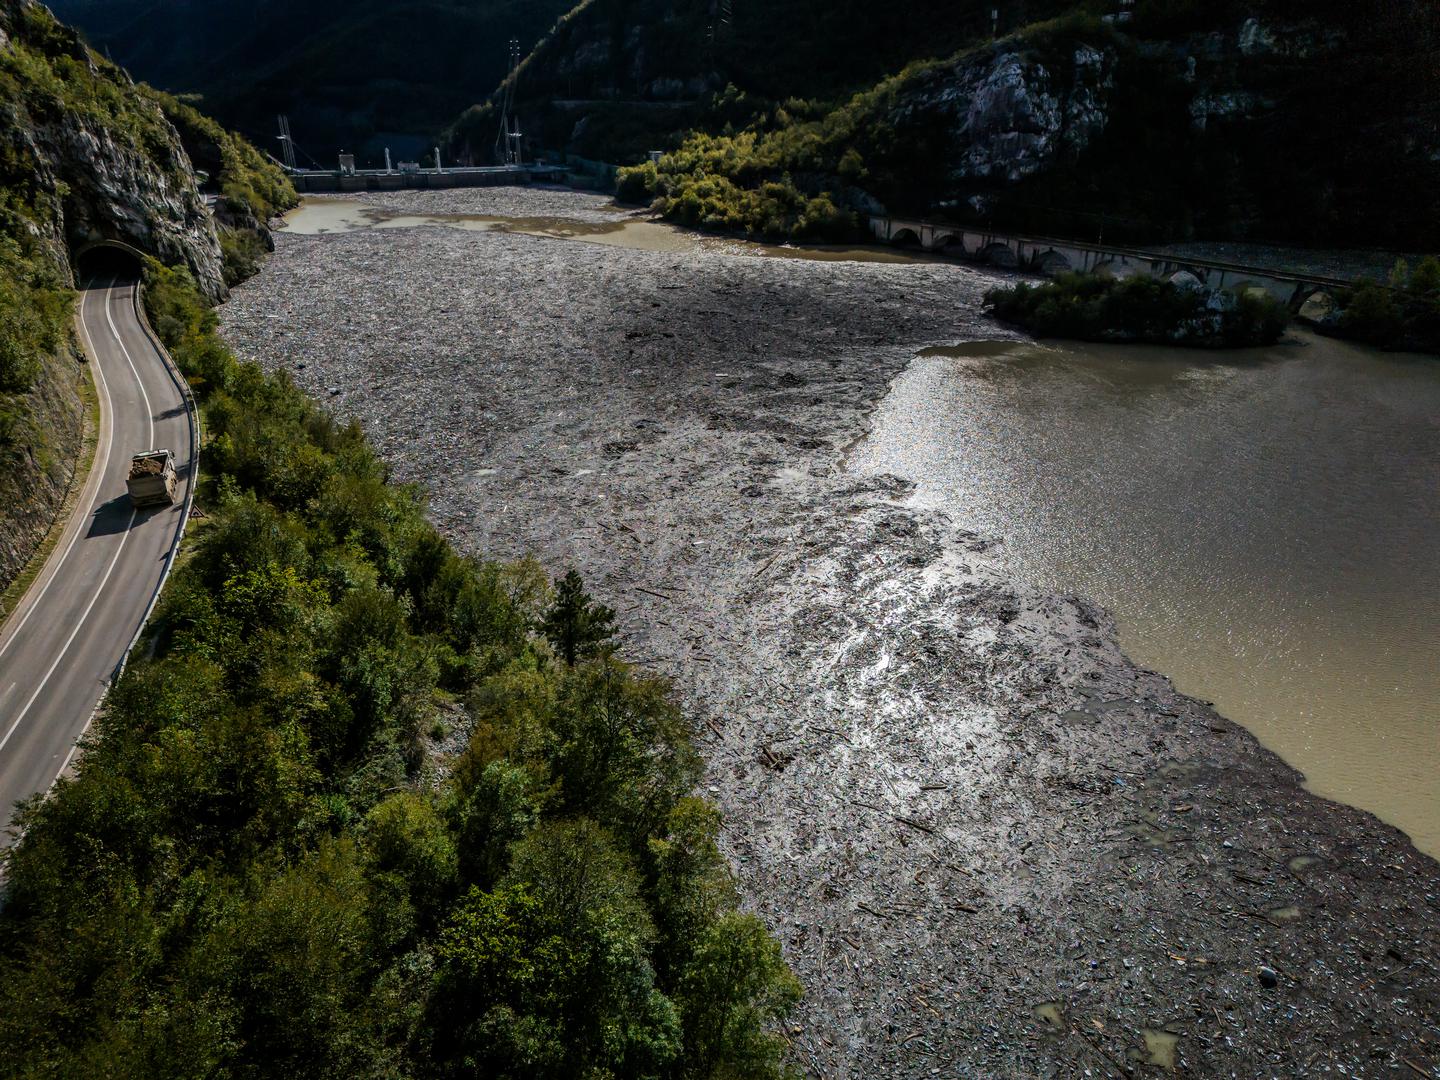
0 282 119 662
0 281 148 757
106 281 157 449
49 281 185 794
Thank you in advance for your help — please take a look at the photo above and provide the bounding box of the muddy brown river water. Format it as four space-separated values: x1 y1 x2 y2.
854 334 1440 854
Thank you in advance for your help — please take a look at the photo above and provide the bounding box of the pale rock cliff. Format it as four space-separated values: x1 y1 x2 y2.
0 1 225 299
868 43 1118 187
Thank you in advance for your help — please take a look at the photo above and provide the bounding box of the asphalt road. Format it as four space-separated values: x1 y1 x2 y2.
0 276 195 845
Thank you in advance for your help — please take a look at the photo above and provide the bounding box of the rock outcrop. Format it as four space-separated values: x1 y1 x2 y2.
876 44 1117 187
0 0 227 594
0 2 225 299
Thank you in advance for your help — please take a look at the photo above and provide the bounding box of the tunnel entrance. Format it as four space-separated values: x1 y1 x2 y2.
74 242 144 285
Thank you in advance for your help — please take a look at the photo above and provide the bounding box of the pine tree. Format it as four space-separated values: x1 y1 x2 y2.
541 569 617 666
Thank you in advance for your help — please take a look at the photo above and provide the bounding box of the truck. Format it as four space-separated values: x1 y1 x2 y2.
127 449 177 508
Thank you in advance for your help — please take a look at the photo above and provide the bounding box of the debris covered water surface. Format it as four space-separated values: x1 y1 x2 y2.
221 190 1440 1078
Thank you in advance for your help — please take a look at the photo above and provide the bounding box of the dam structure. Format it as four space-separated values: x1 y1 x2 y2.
289 162 566 194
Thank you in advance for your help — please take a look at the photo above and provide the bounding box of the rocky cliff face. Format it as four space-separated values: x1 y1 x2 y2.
0 3 225 298
878 5 1437 245
0 0 228 593
46 120 225 298
877 43 1117 190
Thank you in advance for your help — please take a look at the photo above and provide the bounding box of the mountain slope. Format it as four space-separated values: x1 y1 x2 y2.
447 0 1080 163
48 0 576 163
473 0 1439 250
0 0 290 592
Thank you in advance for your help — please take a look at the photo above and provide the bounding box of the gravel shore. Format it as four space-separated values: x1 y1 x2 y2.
353 184 638 223
222 192 1440 1078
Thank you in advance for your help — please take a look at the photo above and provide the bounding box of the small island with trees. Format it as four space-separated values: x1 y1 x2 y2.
984 273 1291 349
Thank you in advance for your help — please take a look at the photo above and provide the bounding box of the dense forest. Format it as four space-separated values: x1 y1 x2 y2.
0 260 800 1076
46 0 575 164
2 4 800 1075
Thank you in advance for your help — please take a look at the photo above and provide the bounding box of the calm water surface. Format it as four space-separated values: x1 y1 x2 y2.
855 332 1440 854
280 197 941 263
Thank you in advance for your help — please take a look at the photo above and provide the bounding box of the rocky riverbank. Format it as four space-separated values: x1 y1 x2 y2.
222 191 1440 1077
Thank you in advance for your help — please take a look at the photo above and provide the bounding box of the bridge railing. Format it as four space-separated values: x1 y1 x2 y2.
871 216 1372 293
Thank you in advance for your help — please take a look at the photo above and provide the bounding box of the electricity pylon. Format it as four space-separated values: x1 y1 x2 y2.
495 39 524 166
276 115 297 170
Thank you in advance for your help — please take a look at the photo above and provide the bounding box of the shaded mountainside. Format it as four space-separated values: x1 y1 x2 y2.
456 0 1440 251
48 0 576 165
447 0 1078 164
0 0 290 592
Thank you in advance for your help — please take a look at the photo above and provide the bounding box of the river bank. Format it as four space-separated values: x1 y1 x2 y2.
221 191 1440 1077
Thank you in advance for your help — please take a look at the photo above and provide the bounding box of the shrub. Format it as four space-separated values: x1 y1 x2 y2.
1331 257 1440 354
616 160 660 205
219 227 270 287
985 272 1290 348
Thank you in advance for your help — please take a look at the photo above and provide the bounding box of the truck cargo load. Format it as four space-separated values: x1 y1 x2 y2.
126 449 177 508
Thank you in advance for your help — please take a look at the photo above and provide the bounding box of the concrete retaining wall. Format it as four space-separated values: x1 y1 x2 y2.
291 166 566 194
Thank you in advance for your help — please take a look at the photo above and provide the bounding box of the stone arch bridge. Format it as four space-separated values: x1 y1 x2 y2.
871 216 1355 310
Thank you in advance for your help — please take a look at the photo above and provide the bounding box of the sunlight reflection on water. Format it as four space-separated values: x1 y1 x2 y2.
855 331 1440 853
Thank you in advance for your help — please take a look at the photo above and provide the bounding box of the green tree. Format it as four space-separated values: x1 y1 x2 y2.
647 798 736 982
674 913 802 1080
186 839 387 1077
541 569 617 666
364 790 459 914
547 660 699 840
433 821 683 1078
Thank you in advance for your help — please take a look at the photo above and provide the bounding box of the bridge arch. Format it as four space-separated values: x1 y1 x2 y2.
1094 258 1142 280
1035 249 1073 277
74 239 147 283
928 232 965 255
979 241 1019 269
889 227 922 248
1298 289 1337 321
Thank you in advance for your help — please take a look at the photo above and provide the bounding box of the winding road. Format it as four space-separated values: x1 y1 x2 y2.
0 275 196 844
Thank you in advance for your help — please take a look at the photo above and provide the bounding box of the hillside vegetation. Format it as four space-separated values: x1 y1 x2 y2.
0 0 292 590
0 262 800 1078
469 0 1439 251
1323 258 1440 355
145 89 300 284
985 273 1290 348
49 0 575 163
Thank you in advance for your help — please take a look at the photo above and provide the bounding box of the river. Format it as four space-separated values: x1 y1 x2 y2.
281 193 1440 852
241 190 1440 1071
854 332 1440 854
